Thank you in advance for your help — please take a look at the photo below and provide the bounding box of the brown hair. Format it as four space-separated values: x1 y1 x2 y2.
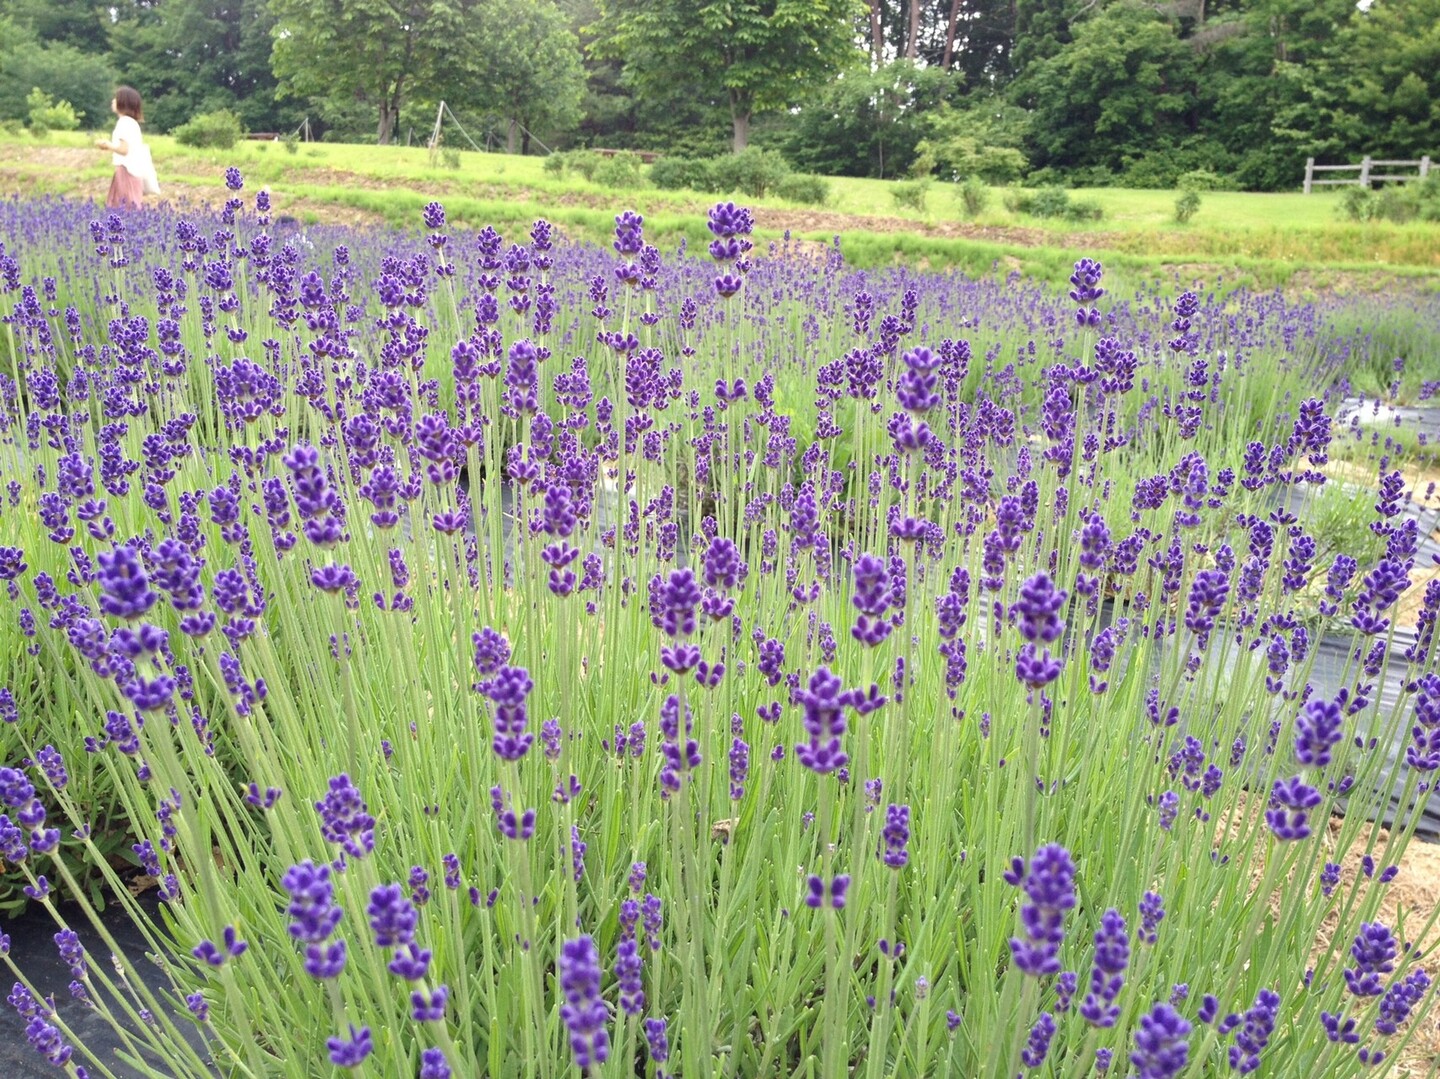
114 87 143 122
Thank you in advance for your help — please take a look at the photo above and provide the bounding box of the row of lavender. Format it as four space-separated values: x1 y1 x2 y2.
0 176 1436 1077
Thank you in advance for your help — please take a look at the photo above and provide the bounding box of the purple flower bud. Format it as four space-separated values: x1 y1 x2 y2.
326 1024 372 1068
1130 1002 1190 1079
1008 844 1076 976
558 936 609 1069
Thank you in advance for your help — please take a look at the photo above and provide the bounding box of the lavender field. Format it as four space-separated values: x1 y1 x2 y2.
0 176 1438 1078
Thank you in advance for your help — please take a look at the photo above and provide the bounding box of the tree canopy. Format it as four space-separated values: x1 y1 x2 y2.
0 0 1431 192
590 0 863 151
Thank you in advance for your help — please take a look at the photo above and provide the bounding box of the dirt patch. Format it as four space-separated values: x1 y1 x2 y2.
0 143 95 171
754 206 1054 248
1318 817 1440 1072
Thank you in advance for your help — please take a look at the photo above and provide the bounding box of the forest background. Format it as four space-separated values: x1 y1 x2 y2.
0 0 1435 192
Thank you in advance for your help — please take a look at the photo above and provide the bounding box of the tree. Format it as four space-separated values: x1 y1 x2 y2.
6 0 112 54
267 0 486 144
589 0 865 152
916 94 1030 181
0 19 116 128
1326 0 1440 161
469 0 586 153
108 0 295 134
784 61 963 178
1015 0 1200 176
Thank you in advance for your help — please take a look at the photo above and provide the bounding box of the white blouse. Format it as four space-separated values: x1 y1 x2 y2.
111 115 143 169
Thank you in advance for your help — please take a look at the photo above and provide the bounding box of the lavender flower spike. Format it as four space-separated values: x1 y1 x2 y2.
1006 843 1077 976
558 935 609 1069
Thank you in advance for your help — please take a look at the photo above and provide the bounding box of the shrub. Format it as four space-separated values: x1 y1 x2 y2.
957 175 989 218
25 87 79 137
1028 188 1072 218
541 152 567 178
593 151 644 189
172 109 243 150
774 173 830 205
891 178 931 211
709 147 791 199
650 156 717 192
1003 187 1104 223
440 146 461 170
0 118 23 137
1340 186 1378 222
1336 180 1440 224
281 133 300 155
1173 189 1201 224
1178 169 1237 193
562 151 603 182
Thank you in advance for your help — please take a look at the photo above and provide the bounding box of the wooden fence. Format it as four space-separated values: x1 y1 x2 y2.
1303 155 1431 194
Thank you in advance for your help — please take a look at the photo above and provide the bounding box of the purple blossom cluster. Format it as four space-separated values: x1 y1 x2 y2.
0 184 1433 1079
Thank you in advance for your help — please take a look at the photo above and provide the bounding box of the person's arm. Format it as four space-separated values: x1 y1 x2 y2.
96 122 132 155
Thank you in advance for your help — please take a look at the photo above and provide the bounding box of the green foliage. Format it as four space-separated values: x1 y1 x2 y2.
708 147 792 199
172 108 243 149
958 175 990 218
108 0 293 135
471 0 586 152
1066 197 1104 222
773 172 830 205
1014 1 1199 178
6 0 111 53
281 132 300 154
1339 187 1377 222
783 60 962 179
916 96 1030 184
1115 142 1234 190
269 0 488 144
1324 0 1440 166
1173 189 1201 224
592 150 644 188
0 20 114 128
441 146 462 170
544 149 607 181
590 0 863 151
1178 169 1237 193
1339 176 1440 224
1006 186 1067 217
1004 186 1105 222
649 156 717 191
25 88 79 136
890 178 931 212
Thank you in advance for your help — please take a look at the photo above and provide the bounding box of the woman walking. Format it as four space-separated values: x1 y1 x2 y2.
95 86 156 210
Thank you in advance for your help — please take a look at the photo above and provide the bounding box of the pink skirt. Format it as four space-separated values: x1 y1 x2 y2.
106 166 144 210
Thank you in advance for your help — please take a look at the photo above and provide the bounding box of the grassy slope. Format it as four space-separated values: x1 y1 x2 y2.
3 131 1438 287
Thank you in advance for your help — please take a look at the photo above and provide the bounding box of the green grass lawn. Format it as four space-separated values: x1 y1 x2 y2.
4 130 1438 285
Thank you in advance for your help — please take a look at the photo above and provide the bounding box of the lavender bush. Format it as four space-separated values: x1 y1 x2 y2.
0 178 1437 1077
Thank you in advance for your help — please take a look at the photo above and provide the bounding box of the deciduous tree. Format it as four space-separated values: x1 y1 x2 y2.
590 0 864 152
267 0 485 144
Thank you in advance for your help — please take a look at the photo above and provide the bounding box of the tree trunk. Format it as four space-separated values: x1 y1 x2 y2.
507 119 519 155
906 0 921 58
731 111 750 153
377 103 397 146
942 0 963 68
869 0 885 61
377 77 404 145
521 126 531 155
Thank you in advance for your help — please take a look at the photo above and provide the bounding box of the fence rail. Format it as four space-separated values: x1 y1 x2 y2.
1304 155 1431 194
